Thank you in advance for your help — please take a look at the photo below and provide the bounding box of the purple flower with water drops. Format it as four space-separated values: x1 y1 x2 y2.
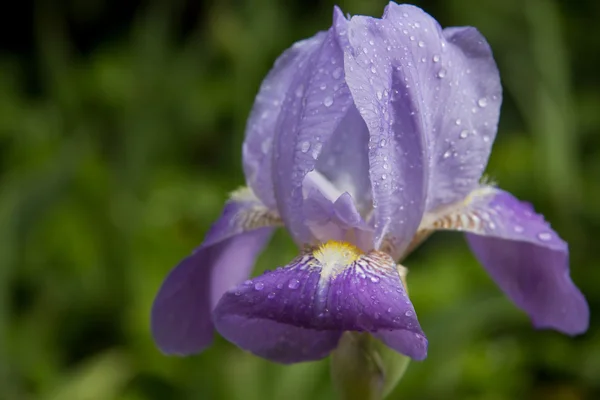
151 2 589 364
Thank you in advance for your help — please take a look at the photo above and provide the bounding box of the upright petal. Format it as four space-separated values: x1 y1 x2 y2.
214 241 427 363
151 189 279 355
344 7 430 256
383 3 502 211
272 11 355 244
242 32 327 207
420 187 589 335
316 105 372 213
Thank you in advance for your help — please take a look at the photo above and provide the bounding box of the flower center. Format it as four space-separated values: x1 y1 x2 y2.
313 240 363 281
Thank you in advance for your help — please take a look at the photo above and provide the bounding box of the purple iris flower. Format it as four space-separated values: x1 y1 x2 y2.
151 3 589 364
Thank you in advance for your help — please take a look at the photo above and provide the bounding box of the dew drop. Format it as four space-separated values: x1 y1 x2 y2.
383 163 389 170
370 276 380 283
443 150 452 159
514 225 524 233
379 138 387 147
254 282 265 291
432 54 440 63
538 232 552 241
267 292 276 299
459 130 469 139
437 68 447 78
455 118 462 125
418 41 425 48
477 97 488 108
320 83 327 91
381 174 387 180
323 96 334 107
376 90 383 100
332 67 343 80
482 135 490 143
288 279 300 289
405 310 413 317
370 66 377 74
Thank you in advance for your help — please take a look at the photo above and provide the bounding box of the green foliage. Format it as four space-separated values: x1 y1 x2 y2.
1 0 599 399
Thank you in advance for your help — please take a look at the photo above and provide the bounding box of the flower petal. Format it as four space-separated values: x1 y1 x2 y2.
426 26 502 211
272 12 355 244
151 190 277 355
214 242 427 363
344 6 431 255
242 32 327 207
421 187 589 335
382 3 502 212
316 105 372 213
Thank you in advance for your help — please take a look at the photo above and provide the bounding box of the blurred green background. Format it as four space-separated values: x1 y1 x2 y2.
2 0 599 399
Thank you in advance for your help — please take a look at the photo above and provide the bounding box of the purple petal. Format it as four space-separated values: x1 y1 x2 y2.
316 105 372 213
303 186 373 250
344 7 430 255
272 13 355 244
151 194 275 355
214 244 427 363
382 4 502 211
427 187 588 335
242 32 327 207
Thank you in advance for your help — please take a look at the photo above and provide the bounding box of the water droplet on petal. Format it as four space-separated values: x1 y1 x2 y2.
478 97 488 108
432 54 440 63
267 292 276 299
514 225 524 233
381 174 387 180
538 232 552 241
459 130 469 139
323 96 334 107
370 66 377 74
483 135 490 143
379 138 387 147
405 310 413 317
370 276 380 283
288 279 300 289
332 67 343 80
443 150 452 159
437 68 447 78
254 282 264 291
455 118 462 125
418 41 425 48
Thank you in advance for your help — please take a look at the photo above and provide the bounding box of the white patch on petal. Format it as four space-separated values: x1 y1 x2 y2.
230 186 283 230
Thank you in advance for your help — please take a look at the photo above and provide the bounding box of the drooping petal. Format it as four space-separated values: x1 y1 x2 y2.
272 10 355 244
344 6 430 256
420 187 589 335
151 190 278 355
214 242 427 363
242 32 327 207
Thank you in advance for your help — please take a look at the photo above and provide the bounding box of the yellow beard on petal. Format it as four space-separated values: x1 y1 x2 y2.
313 240 363 281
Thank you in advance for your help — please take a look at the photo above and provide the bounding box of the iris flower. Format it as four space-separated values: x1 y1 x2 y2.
151 3 588 364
